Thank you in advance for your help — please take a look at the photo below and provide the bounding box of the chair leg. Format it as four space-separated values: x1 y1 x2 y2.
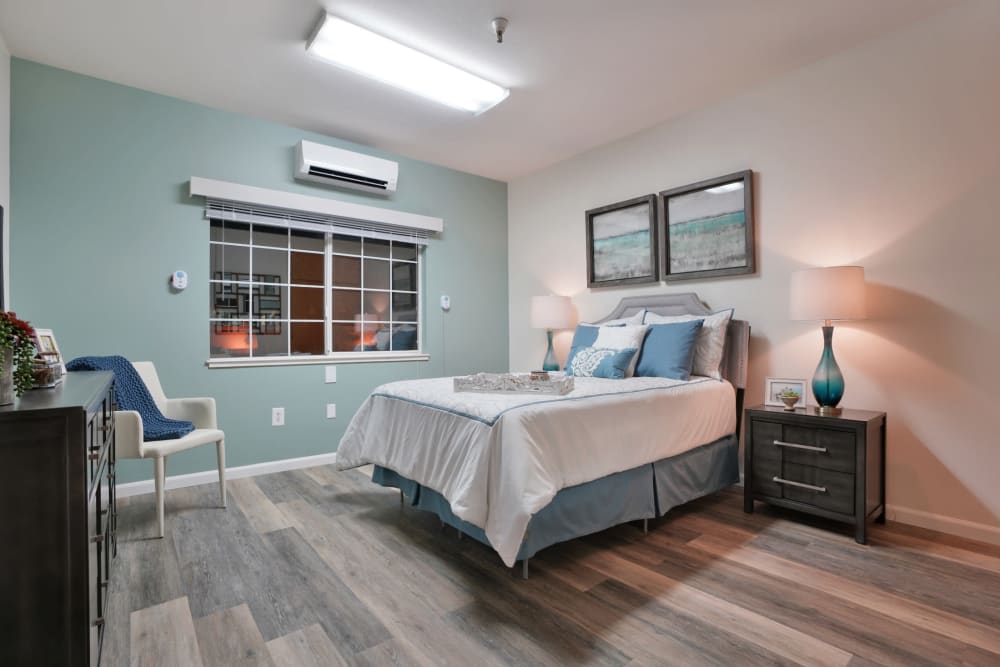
154 456 166 539
217 439 227 508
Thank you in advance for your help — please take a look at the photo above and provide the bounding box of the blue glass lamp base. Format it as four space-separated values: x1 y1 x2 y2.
812 325 845 415
541 330 559 371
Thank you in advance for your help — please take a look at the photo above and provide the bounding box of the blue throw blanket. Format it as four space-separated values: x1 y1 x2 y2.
66 356 195 441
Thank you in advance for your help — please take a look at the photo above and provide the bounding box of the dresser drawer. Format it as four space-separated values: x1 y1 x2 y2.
774 463 854 515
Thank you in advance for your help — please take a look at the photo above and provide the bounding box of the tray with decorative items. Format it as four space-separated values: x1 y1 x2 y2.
453 371 575 395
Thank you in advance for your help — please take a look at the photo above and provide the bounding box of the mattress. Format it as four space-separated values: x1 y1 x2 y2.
336 375 735 566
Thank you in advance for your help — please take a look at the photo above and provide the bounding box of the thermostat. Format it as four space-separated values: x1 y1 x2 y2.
170 270 189 290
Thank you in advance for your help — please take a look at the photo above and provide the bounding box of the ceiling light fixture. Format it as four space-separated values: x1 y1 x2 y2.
307 14 510 114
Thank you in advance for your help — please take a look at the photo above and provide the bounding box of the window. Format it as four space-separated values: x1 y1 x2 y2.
209 220 422 364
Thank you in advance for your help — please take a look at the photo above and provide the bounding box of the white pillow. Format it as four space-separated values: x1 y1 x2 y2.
644 309 733 379
585 309 645 327
593 323 649 377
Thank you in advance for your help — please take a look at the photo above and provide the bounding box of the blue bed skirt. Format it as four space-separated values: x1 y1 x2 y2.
371 432 739 563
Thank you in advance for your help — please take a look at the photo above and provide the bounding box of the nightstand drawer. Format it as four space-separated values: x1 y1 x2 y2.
751 419 854 472
776 464 854 515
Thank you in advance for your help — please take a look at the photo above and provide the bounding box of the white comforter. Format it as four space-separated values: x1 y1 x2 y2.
336 375 735 566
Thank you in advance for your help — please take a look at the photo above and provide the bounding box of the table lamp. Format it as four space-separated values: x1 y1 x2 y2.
530 295 574 371
790 266 865 415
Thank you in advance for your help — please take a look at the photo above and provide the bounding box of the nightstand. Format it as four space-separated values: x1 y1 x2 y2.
743 405 886 544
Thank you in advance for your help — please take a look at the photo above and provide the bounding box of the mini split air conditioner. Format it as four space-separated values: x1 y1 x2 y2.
295 140 398 195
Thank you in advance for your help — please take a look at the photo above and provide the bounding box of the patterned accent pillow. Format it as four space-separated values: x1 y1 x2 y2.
643 309 733 379
593 324 650 377
565 347 639 379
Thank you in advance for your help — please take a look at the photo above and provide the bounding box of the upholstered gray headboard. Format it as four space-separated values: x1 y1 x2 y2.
594 293 750 391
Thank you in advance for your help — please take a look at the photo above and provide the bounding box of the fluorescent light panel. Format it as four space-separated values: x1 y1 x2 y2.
307 14 509 114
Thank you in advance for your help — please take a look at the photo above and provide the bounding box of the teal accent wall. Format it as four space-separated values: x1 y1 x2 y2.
10 59 508 484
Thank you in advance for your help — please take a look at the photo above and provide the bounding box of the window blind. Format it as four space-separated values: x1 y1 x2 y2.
204 199 433 245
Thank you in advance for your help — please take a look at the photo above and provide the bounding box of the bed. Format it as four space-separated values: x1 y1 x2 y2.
336 293 750 576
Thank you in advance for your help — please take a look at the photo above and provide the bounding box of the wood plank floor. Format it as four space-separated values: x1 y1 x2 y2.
103 465 1000 666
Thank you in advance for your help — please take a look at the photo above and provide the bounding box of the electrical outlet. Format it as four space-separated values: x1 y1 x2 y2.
325 365 337 384
326 403 337 419
272 407 285 426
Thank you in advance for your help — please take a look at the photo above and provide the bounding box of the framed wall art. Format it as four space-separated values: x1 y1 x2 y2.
660 170 755 282
585 194 658 288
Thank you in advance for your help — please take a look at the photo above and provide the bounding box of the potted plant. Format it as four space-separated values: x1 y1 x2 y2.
778 388 801 411
0 311 37 405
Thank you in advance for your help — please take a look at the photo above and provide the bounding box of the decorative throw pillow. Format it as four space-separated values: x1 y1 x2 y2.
634 320 704 380
564 347 639 379
643 309 733 379
593 323 649 377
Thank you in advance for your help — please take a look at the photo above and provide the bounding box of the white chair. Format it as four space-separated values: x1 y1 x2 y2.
114 361 226 537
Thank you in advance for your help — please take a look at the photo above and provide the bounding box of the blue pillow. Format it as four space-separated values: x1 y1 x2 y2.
635 320 704 380
565 347 638 379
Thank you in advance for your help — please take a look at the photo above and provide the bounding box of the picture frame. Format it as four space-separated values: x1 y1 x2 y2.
764 377 808 409
660 170 755 281
585 194 658 288
33 328 67 375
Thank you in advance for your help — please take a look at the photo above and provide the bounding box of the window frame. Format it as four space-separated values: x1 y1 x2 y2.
207 220 428 368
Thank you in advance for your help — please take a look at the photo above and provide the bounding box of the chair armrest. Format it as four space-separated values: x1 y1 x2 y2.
114 410 144 460
163 397 217 429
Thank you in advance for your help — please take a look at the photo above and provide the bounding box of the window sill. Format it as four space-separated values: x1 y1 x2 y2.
206 352 430 368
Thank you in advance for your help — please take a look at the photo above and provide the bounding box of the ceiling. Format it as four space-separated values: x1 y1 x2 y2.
0 0 952 180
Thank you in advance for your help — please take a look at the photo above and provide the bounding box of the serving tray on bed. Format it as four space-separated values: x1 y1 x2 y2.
453 372 575 395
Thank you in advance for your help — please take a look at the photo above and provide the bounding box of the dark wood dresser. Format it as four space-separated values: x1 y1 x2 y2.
0 371 117 666
744 405 885 544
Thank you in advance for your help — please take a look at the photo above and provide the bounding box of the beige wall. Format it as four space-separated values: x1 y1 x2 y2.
0 32 9 307
508 1 1000 542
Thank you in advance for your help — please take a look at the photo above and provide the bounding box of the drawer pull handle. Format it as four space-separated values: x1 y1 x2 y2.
93 617 105 628
773 439 827 453
99 422 114 433
773 476 827 493
90 533 104 544
88 452 100 462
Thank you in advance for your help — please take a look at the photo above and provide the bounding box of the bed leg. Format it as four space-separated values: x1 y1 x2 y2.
457 528 463 540
399 489 404 508
643 518 648 534
522 559 529 580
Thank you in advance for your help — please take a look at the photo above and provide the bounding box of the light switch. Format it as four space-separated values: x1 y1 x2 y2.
325 365 337 384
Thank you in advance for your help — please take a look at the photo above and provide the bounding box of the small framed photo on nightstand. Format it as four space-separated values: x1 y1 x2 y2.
765 377 808 409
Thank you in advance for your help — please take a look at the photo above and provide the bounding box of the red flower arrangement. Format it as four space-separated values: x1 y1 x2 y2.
1 311 37 397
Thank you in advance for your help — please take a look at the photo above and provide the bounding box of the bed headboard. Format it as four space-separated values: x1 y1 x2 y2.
594 293 750 391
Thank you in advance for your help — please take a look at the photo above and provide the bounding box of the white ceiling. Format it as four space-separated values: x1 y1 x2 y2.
0 0 952 180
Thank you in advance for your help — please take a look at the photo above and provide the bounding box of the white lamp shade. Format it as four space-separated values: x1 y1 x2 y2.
790 266 866 321
531 295 575 330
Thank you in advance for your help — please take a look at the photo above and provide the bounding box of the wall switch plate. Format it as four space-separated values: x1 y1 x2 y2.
440 295 451 311
326 403 337 419
325 365 337 384
272 407 285 426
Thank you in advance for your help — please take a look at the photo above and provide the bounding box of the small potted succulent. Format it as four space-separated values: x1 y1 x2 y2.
0 311 37 405
778 388 801 411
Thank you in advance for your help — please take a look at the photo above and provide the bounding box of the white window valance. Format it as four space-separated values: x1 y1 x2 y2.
189 176 443 245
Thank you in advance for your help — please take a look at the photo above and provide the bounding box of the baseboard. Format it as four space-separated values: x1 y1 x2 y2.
886 504 1000 546
116 452 338 498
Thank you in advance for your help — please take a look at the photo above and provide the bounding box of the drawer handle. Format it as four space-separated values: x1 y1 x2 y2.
772 476 827 493
90 533 104 544
773 439 827 453
93 617 105 628
88 452 100 462
99 422 114 433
